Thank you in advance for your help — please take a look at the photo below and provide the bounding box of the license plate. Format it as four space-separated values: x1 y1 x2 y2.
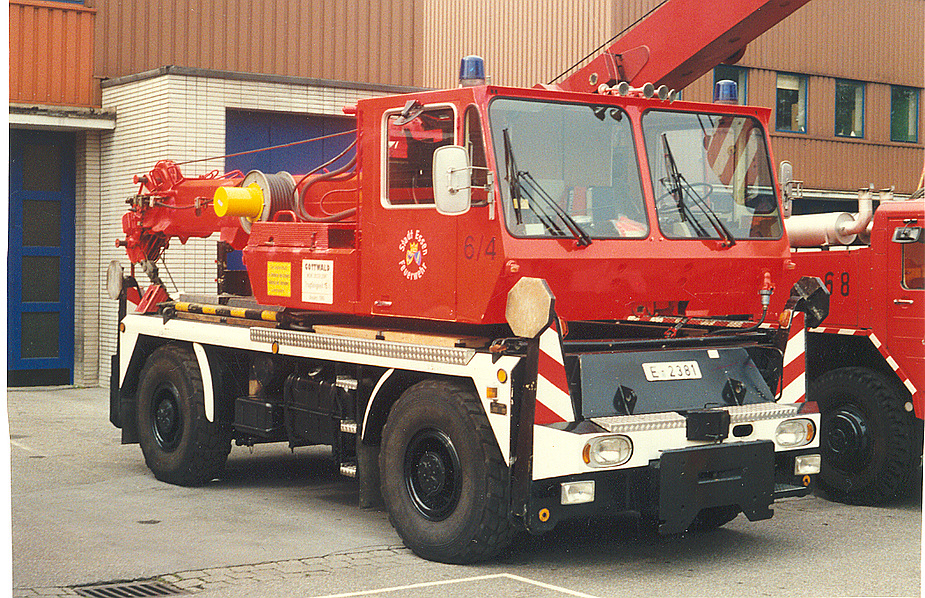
642 360 702 381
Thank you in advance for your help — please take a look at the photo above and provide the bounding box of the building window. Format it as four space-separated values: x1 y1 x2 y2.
835 80 865 138
891 86 920 143
776 73 807 133
714 65 747 104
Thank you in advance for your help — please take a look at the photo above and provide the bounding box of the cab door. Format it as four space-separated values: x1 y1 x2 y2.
887 219 925 389
366 103 458 321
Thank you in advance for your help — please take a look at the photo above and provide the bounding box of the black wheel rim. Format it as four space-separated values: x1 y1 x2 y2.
151 383 183 452
822 402 871 474
403 428 462 521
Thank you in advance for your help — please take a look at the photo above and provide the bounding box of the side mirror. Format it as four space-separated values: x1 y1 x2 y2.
785 276 830 329
779 161 793 218
893 225 923 244
433 145 472 216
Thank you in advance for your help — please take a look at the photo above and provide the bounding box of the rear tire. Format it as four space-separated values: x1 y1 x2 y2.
136 344 231 486
813 367 915 504
379 380 512 563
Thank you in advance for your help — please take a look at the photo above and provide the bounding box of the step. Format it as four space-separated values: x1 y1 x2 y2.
335 376 358 391
340 462 357 478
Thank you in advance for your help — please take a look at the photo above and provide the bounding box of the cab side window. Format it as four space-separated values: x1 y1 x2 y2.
387 107 455 205
465 105 488 205
902 237 924 290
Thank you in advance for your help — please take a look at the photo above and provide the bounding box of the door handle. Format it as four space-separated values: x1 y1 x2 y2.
894 298 914 305
374 300 393 308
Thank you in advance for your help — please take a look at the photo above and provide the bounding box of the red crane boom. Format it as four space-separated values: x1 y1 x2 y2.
556 0 811 94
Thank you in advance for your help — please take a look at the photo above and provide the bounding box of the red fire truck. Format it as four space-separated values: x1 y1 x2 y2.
108 0 825 563
779 180 925 504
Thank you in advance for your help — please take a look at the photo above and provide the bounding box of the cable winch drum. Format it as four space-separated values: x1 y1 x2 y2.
239 170 297 232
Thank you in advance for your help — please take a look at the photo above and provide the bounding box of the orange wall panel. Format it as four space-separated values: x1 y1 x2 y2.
90 0 419 87
10 0 97 107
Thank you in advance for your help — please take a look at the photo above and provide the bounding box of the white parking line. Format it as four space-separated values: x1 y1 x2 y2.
309 572 603 598
10 439 36 453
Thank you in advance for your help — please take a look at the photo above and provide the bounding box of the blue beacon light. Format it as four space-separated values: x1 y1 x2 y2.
459 55 486 87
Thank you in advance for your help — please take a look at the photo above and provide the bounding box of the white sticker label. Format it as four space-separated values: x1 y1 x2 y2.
641 361 703 381
302 260 334 304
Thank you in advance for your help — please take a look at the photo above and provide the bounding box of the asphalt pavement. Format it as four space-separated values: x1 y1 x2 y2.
7 386 923 598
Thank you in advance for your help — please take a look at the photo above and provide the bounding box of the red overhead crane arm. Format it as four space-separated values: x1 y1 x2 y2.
556 0 811 94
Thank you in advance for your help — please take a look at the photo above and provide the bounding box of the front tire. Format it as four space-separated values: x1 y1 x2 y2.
136 343 231 486
379 380 513 563
813 367 915 504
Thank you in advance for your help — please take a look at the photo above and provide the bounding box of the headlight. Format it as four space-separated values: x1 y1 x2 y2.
561 481 595 505
775 418 816 448
583 435 632 468
795 454 821 475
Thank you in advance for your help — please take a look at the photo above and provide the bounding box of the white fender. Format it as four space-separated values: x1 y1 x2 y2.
192 342 215 422
361 368 395 441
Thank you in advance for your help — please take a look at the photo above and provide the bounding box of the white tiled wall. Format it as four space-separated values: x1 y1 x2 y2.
74 130 102 387
94 72 395 385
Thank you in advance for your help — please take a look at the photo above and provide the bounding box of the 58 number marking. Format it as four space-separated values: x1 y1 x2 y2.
464 235 497 260
824 271 850 297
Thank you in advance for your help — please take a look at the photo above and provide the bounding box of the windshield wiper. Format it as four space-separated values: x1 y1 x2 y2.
661 134 736 247
502 129 524 226
518 173 592 246
501 129 591 247
503 130 567 237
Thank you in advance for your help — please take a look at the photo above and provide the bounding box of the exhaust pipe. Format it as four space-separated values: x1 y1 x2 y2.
786 186 878 248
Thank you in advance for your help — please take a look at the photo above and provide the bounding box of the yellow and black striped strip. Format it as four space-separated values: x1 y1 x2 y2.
171 301 282 323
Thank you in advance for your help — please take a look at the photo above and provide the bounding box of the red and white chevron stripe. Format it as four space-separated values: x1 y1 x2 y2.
808 326 921 402
535 320 574 425
627 314 777 330
780 311 807 403
706 116 762 190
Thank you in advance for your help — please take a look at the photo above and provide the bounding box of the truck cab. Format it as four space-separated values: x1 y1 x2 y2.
241 85 792 329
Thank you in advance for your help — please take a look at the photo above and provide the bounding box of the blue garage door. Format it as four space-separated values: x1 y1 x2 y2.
222 111 357 293
226 110 356 175
8 130 76 386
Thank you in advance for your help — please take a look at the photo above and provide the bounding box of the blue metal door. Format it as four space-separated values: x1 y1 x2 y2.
225 110 356 174
220 111 356 294
8 130 76 386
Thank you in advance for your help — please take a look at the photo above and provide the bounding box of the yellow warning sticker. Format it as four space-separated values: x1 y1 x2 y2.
267 261 291 297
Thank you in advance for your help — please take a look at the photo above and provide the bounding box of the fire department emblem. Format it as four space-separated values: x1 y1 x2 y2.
398 229 428 281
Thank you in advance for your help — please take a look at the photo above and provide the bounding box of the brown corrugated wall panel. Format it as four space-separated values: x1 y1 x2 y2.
773 135 923 193
741 0 923 87
419 0 662 90
10 1 97 107
90 0 418 87
811 75 836 141
866 83 887 143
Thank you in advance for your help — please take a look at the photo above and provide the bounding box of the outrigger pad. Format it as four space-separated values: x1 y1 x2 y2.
656 440 774 534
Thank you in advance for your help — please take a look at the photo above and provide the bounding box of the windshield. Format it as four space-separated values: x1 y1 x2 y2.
489 98 648 240
642 110 782 240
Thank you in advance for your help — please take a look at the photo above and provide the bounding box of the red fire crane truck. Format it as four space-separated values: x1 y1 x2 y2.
108 0 825 563
778 177 925 504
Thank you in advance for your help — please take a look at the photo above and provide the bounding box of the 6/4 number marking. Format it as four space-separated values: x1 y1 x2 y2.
464 235 496 260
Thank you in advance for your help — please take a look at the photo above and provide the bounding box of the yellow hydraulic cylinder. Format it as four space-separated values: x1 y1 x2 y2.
214 183 264 219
